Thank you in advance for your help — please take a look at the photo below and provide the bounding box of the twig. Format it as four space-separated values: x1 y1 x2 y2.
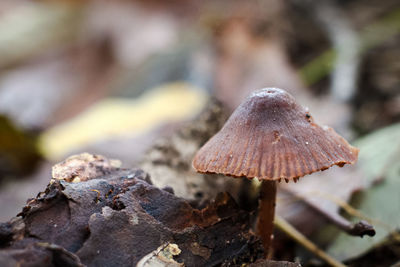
274 215 347 267
310 204 375 237
307 190 400 242
280 188 400 241
280 188 375 237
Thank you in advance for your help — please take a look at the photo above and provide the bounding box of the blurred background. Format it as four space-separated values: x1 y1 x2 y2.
0 0 399 262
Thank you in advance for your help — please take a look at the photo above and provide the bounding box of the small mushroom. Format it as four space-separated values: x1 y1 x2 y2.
192 88 359 256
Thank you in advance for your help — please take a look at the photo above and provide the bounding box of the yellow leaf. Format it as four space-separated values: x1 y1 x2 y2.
39 82 208 160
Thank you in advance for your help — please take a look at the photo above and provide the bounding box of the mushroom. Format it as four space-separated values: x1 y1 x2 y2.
192 88 359 255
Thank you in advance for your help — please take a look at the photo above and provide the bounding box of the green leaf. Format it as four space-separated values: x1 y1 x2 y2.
326 123 400 261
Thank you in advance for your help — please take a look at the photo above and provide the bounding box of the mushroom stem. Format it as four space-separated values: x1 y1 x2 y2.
256 180 277 257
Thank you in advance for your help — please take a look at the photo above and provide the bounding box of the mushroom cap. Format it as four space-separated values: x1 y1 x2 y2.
192 88 359 181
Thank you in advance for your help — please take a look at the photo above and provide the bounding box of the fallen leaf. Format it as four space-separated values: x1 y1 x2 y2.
39 82 208 160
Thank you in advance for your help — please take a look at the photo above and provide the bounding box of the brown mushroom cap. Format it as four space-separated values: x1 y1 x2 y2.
192 88 359 181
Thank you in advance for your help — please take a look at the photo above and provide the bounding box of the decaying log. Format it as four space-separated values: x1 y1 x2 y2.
0 153 273 266
249 259 301 267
